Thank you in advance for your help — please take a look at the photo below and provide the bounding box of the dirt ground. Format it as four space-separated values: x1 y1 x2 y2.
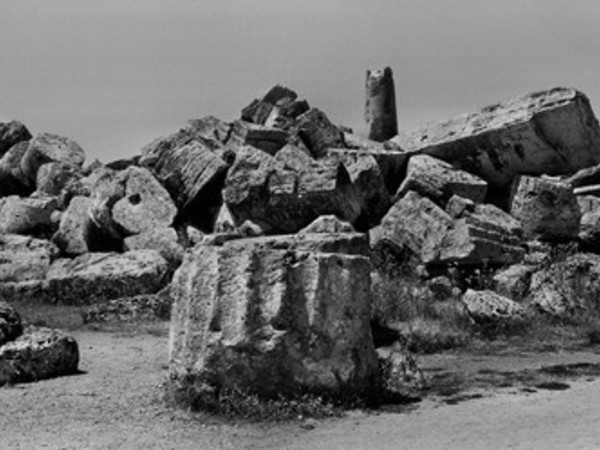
3 324 600 450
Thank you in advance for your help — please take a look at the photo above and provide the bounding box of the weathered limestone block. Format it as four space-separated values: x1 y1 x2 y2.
0 142 36 196
111 166 177 236
223 145 362 233
52 196 93 256
169 242 378 399
396 88 600 189
330 151 391 229
89 168 126 240
327 147 409 195
0 196 58 235
0 120 31 157
20 133 86 184
373 191 524 268
529 253 600 317
0 326 79 385
0 235 59 282
123 227 184 269
462 289 526 327
365 67 398 142
35 162 82 196
289 108 345 158
0 250 169 306
493 264 536 301
0 302 22 346
299 215 355 234
578 195 600 251
396 155 488 206
510 176 580 241
373 191 455 264
144 141 229 231
241 85 308 128
227 120 289 155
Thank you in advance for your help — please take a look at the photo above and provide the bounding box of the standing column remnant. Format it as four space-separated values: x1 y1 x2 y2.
365 67 398 142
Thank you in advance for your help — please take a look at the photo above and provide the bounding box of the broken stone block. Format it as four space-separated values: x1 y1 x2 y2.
578 195 600 251
144 141 229 231
299 215 355 234
35 162 82 196
396 88 600 190
0 250 170 306
0 196 59 236
528 253 600 317
169 241 378 400
0 326 79 385
0 235 59 283
52 196 94 256
373 191 455 265
365 67 398 142
396 155 488 206
0 120 31 157
493 264 536 301
223 145 362 233
227 120 289 155
123 227 184 269
330 151 391 229
289 108 345 158
20 133 86 184
111 166 178 236
241 85 308 127
510 176 580 242
0 142 35 196
0 302 22 346
462 289 526 327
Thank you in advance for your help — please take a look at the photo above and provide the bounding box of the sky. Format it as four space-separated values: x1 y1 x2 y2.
2 0 600 162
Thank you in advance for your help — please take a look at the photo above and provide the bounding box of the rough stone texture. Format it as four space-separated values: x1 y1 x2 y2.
330 151 391 229
169 242 378 399
289 108 345 158
462 289 526 326
395 87 600 190
82 289 172 324
0 142 32 196
20 133 86 184
52 196 94 256
0 235 59 282
327 147 409 196
372 191 455 265
0 250 170 306
299 215 355 234
510 176 581 242
493 264 536 301
0 302 22 346
223 145 362 233
143 140 229 232
0 121 31 157
365 67 398 142
241 85 309 128
529 253 600 317
228 120 289 155
123 227 184 269
213 203 236 233
111 166 177 236
578 195 600 251
373 191 524 268
396 155 488 206
0 326 79 385
564 162 600 188
0 196 59 235
35 162 82 196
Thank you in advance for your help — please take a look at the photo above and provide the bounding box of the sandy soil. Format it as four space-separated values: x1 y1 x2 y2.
3 327 600 450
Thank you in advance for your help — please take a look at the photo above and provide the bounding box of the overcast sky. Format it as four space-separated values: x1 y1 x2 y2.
3 0 600 162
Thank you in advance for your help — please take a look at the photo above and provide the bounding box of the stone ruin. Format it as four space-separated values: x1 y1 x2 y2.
4 70 600 405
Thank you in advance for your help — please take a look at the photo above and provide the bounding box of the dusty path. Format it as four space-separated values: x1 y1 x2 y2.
2 329 600 449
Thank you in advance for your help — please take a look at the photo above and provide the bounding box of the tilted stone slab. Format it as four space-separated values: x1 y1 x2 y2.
395 88 600 189
396 154 487 206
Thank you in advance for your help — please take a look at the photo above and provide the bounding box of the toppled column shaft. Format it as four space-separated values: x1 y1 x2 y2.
365 67 398 142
